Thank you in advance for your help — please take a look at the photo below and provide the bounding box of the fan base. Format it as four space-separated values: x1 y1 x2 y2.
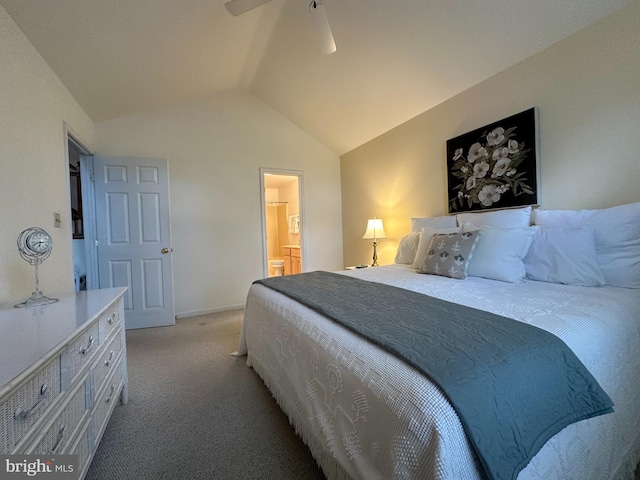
15 292 59 308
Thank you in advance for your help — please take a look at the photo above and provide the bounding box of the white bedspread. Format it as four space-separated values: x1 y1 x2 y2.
236 265 640 480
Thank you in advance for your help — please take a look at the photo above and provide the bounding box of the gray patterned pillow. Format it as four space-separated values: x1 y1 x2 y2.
419 231 481 279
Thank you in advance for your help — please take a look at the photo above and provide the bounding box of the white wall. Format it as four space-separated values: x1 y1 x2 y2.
340 1 640 267
0 6 95 306
94 90 343 317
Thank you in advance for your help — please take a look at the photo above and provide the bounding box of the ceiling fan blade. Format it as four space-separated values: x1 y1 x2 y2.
224 0 272 16
309 1 336 55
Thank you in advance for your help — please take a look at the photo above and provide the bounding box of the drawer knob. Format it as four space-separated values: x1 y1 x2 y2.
105 350 115 367
80 336 94 355
14 383 49 420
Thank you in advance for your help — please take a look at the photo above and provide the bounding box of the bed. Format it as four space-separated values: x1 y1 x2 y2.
235 203 640 480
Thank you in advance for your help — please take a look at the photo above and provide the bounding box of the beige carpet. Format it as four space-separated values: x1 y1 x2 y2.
86 309 325 480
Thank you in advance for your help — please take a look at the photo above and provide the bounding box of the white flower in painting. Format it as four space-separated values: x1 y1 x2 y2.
468 143 487 163
473 161 490 179
492 146 510 162
466 176 476 191
458 191 464 198
492 158 512 177
453 148 464 160
461 166 468 173
496 184 510 194
507 168 517 177
486 127 505 146
508 139 519 154
478 184 501 207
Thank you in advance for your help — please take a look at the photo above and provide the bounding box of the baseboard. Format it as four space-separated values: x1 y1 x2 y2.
175 304 245 319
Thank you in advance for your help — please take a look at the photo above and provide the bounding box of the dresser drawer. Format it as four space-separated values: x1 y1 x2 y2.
0 356 62 453
100 306 121 340
65 322 101 382
69 424 91 479
91 333 123 396
29 378 88 455
91 362 123 448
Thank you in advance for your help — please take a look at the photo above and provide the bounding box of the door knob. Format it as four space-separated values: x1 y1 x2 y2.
161 248 172 254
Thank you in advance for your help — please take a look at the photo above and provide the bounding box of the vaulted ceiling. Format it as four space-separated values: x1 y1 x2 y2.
1 0 631 154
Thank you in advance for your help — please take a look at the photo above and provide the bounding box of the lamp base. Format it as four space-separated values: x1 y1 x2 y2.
370 241 379 267
15 291 59 308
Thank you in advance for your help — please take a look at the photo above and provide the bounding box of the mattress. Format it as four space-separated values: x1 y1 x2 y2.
236 264 640 480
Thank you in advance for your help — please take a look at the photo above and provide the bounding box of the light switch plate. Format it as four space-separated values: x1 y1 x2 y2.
53 212 61 228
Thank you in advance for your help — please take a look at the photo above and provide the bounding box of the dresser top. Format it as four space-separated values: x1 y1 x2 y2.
0 287 126 389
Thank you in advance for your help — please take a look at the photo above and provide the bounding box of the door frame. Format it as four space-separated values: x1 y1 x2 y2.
259 168 306 278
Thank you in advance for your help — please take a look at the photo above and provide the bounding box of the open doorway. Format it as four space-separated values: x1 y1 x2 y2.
67 132 95 291
260 169 305 278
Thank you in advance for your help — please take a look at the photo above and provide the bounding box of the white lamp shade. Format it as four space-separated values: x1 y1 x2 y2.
362 218 387 240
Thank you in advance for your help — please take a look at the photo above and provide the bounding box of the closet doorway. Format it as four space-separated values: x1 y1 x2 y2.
260 169 305 278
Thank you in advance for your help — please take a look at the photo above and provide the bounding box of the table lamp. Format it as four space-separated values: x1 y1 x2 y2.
362 218 387 266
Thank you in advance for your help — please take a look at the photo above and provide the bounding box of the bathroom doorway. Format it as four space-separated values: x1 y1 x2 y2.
260 169 305 278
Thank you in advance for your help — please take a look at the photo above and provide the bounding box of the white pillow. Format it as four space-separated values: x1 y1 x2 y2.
394 232 421 265
462 223 537 282
412 226 460 269
524 227 605 286
533 202 640 288
456 206 532 229
410 215 457 233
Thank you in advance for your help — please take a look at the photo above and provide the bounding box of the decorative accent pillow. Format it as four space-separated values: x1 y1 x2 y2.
524 227 606 286
394 232 421 265
462 223 537 283
412 226 460 269
456 206 532 229
533 202 640 288
410 215 457 233
419 231 481 279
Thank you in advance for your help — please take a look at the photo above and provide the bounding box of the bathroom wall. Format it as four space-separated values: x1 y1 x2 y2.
264 184 290 276
265 206 279 258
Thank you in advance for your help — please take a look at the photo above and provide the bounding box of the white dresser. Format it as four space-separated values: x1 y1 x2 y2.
0 288 128 479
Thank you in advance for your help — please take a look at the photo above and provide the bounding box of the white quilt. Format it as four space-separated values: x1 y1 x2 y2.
236 265 640 480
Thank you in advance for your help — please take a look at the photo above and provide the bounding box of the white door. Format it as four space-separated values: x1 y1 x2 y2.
94 156 175 329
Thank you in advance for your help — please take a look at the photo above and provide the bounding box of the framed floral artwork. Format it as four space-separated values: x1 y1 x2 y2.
446 108 540 213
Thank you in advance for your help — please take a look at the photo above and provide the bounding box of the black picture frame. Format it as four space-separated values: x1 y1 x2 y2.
446 108 540 213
